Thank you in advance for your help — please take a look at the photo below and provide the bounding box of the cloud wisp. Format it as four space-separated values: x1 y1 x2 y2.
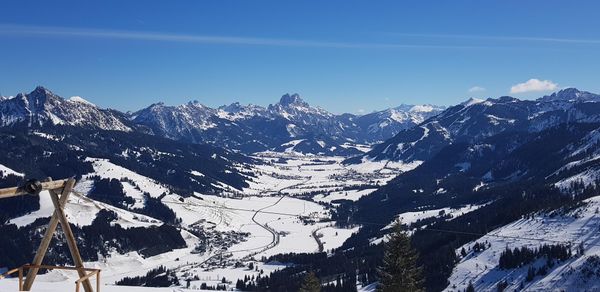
387 33 600 45
468 86 486 93
0 24 504 50
510 79 558 94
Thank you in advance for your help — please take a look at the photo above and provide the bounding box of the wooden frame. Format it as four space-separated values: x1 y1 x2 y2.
0 178 97 292
0 264 101 292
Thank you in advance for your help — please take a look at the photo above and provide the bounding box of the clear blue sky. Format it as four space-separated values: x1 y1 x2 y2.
1 1 599 113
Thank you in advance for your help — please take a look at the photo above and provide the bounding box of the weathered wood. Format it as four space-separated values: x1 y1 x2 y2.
77 270 99 284
4 177 100 291
22 264 99 273
18 267 23 291
0 179 68 199
22 178 73 291
49 179 94 292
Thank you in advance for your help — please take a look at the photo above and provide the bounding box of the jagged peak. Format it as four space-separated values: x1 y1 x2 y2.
186 100 211 109
540 88 600 102
279 93 307 107
556 87 583 95
147 101 165 108
30 85 55 97
219 102 243 112
17 86 63 106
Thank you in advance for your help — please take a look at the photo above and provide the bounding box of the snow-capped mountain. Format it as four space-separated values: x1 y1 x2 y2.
354 104 445 142
131 100 221 140
357 88 600 163
0 87 444 156
0 86 132 131
132 93 443 155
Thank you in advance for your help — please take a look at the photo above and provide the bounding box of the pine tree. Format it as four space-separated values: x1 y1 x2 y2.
377 220 424 292
299 271 321 292
466 281 475 292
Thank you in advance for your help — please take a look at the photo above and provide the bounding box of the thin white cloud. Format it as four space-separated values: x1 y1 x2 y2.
0 24 497 50
387 33 600 45
468 86 486 93
510 79 558 94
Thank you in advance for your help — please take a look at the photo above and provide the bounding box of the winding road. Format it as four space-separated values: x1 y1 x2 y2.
183 177 313 269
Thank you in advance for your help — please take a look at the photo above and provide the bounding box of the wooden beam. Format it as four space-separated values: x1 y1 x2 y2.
49 179 94 292
0 179 68 199
22 178 73 291
22 264 100 273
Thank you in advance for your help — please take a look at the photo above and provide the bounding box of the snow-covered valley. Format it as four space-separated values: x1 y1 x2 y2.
0 151 412 291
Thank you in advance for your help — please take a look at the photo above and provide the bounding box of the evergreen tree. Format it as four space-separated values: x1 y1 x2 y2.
299 271 321 292
377 220 424 292
466 281 475 292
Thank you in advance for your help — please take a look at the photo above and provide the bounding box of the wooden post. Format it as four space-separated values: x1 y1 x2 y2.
18 267 23 291
48 179 94 292
22 178 74 291
1 178 99 292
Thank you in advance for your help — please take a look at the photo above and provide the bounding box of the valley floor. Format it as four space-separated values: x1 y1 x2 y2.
0 151 411 291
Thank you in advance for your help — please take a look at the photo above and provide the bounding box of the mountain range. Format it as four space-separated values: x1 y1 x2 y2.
0 87 444 156
352 87 600 163
3 86 600 291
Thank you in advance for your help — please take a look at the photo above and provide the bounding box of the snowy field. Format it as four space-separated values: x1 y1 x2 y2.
1 153 403 291
243 151 419 201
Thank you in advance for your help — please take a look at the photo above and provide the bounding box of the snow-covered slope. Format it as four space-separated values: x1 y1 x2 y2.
446 195 600 292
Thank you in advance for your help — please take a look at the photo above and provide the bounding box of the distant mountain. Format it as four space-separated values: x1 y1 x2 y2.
354 104 444 142
0 87 445 155
132 92 444 155
0 86 132 131
354 88 600 163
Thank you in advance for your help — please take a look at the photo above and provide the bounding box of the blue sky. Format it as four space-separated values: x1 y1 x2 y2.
1 1 600 113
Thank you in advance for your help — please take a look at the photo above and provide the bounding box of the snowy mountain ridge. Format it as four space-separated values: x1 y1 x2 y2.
0 86 444 155
358 88 600 163
0 86 132 131
129 91 444 154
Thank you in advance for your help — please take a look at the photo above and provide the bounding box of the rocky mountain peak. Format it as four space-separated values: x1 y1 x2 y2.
541 88 600 102
219 102 243 113
279 93 307 107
